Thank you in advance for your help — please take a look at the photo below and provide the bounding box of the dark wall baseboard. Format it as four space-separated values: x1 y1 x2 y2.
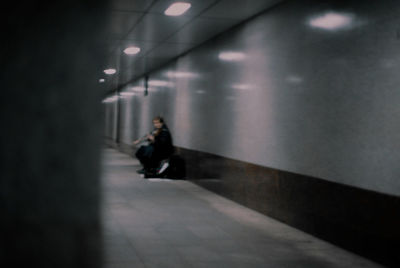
176 147 400 267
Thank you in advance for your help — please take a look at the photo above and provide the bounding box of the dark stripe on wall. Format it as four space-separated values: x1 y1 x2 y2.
176 147 400 268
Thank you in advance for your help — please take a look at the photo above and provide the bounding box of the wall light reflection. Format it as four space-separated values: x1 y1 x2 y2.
218 51 246 61
165 71 199 79
102 96 118 103
130 86 146 92
148 80 174 87
231 84 252 90
381 59 395 69
308 12 354 30
285 75 303 85
120 92 135 97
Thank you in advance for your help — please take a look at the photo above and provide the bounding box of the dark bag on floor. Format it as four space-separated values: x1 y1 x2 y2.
145 154 186 179
166 154 186 180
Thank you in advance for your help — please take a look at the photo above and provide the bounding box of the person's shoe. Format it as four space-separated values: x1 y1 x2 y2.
157 161 169 175
136 168 146 174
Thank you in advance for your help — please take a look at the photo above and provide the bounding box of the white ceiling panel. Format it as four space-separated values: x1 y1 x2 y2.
103 0 283 92
201 0 283 19
114 57 146 83
126 13 192 42
120 55 146 70
145 42 194 58
108 11 143 39
165 17 240 45
138 57 170 75
110 0 156 11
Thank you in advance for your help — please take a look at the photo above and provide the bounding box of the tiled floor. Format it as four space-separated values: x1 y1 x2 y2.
101 148 382 268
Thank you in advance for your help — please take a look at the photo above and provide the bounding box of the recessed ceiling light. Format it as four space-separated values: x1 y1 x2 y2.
99 78 105 83
104 68 116 75
309 12 354 30
164 2 191 16
123 46 141 55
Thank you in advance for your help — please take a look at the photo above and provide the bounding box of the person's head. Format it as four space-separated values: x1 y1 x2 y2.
152 116 164 129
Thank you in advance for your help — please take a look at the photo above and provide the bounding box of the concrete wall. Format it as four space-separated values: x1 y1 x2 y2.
107 0 400 197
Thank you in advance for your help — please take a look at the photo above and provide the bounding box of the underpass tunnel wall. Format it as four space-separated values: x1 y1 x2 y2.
103 0 400 266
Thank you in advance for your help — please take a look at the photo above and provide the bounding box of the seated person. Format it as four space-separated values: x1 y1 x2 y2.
133 116 174 174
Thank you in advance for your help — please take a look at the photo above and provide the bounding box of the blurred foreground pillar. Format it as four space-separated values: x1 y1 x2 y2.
0 1 109 267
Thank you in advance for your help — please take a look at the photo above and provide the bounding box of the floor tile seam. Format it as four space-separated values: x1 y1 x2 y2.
129 238 193 267
109 218 153 266
130 242 193 261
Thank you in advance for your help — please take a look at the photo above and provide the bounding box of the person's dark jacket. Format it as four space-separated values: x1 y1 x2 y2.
152 124 174 161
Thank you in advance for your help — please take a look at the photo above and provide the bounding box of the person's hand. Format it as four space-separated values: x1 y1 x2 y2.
147 134 155 142
133 140 140 145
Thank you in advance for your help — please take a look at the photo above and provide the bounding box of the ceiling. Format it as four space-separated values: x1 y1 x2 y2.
101 0 283 92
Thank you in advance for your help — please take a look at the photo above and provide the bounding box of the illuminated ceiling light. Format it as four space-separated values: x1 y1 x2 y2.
218 51 246 61
99 78 105 83
164 2 191 16
104 68 116 75
123 46 141 55
309 12 354 30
